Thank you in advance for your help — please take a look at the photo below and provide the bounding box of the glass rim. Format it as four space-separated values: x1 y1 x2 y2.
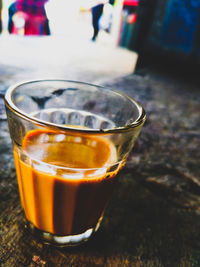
4 79 146 134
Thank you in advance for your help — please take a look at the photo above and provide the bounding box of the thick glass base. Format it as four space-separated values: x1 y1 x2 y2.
28 222 97 247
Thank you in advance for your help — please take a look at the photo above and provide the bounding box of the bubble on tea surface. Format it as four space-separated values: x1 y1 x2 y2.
54 134 66 142
37 133 50 143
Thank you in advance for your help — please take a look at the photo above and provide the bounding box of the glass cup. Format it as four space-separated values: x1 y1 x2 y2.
4 80 146 246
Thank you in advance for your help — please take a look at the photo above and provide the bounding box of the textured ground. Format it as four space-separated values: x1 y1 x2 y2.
0 62 200 266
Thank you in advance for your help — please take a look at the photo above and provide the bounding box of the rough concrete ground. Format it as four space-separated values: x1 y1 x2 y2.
1 66 200 266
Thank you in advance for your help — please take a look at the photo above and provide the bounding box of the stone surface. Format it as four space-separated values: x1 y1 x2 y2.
1 65 200 266
0 31 200 266
105 69 200 209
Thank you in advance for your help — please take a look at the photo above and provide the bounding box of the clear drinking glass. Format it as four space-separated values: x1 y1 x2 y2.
4 80 146 246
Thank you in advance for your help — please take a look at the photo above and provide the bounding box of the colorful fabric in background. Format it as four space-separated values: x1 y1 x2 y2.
8 0 50 35
0 0 2 33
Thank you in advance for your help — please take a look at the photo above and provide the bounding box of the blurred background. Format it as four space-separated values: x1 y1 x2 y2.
0 0 139 85
0 0 199 81
0 0 199 79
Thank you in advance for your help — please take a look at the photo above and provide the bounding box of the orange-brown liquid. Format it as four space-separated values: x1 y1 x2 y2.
13 129 119 236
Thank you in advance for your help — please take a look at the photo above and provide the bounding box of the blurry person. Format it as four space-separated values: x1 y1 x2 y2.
91 1 105 41
91 0 115 41
8 0 50 35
